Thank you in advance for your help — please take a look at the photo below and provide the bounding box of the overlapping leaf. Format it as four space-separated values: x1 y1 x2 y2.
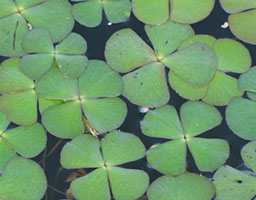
0 0 74 57
141 101 229 175
132 0 215 25
0 58 37 125
36 60 127 138
147 172 215 200
21 28 88 79
72 0 131 27
220 0 256 44
169 36 251 105
105 20 218 107
60 131 149 200
0 157 47 200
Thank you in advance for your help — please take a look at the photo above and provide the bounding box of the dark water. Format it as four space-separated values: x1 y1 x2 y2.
1 1 256 199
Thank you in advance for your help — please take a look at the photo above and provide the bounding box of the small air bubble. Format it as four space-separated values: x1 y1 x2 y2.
107 22 112 26
27 23 32 30
139 107 149 113
221 22 229 29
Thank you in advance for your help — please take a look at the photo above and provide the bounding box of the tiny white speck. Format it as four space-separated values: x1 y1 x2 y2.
139 107 149 113
27 23 32 30
107 22 112 26
221 22 229 29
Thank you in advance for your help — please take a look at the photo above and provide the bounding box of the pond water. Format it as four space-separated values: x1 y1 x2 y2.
1 1 256 199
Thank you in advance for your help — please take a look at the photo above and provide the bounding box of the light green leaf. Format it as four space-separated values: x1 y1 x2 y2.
122 62 170 108
163 42 217 87
15 0 45 9
203 71 243 106
132 0 169 25
220 0 256 13
61 134 104 169
55 32 87 54
229 9 256 44
0 140 15 172
21 54 54 80
22 0 74 43
3 123 46 158
170 0 215 24
56 54 88 78
105 28 156 73
147 139 186 175
179 34 216 49
82 98 127 133
180 101 222 137
22 27 53 53
214 165 256 200
188 138 229 172
38 97 63 114
226 97 256 140
72 0 102 27
108 167 149 200
79 60 122 98
0 157 47 200
168 71 207 100
102 131 145 166
0 0 16 19
0 58 34 93
36 67 79 100
147 173 215 200
214 39 251 73
42 101 84 139
0 111 10 133
141 105 183 139
104 0 131 23
71 167 111 200
0 90 37 125
145 20 194 58
247 92 256 101
238 66 256 93
241 141 256 173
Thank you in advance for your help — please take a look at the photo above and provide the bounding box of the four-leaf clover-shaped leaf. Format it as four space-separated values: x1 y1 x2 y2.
132 0 215 25
214 141 256 200
0 157 47 200
60 131 149 200
0 110 46 171
226 97 256 140
0 0 74 56
72 0 132 27
220 0 256 44
141 100 229 175
0 58 37 125
170 36 251 105
105 20 218 107
21 28 88 79
147 172 215 200
36 60 127 138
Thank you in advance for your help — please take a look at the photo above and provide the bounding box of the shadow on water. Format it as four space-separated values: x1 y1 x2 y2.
1 1 256 199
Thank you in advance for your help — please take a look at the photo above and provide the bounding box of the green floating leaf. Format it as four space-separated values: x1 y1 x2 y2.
241 141 256 173
214 38 251 73
61 134 103 169
228 9 256 44
179 34 216 49
147 173 215 200
163 42 217 87
122 62 170 108
72 0 131 27
239 66 256 93
38 97 63 114
0 111 10 133
147 140 187 175
220 0 256 13
22 28 87 79
61 131 149 200
0 157 47 200
141 101 228 174
170 0 215 24
105 28 156 73
214 165 256 200
0 139 15 172
0 0 74 57
42 101 84 139
226 97 256 140
145 20 194 58
247 92 256 101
